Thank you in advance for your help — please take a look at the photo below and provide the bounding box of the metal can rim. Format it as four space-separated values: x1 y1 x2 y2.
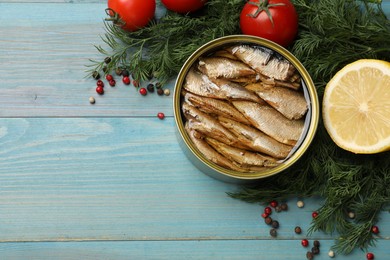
173 35 320 182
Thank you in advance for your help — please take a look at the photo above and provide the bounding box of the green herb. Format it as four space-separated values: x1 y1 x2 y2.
291 0 390 92
87 0 390 254
86 0 245 82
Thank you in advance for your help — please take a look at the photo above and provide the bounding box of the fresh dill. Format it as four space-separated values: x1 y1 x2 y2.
86 0 245 83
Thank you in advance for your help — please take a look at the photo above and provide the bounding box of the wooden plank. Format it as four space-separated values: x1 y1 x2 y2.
0 3 173 118
0 117 307 241
0 240 390 259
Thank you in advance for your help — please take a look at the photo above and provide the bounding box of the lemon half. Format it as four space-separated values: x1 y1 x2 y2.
322 59 390 154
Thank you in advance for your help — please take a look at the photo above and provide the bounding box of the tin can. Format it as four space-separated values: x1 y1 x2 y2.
173 35 319 183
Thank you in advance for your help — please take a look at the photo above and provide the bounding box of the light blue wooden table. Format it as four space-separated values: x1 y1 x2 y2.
0 1 389 259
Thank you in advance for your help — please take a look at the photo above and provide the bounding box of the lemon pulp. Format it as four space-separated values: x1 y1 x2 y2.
322 59 390 154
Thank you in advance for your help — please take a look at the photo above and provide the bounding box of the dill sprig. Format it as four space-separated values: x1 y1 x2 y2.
87 0 390 254
86 0 245 83
291 0 390 93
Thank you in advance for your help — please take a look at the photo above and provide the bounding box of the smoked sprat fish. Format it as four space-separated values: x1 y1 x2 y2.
197 56 256 79
228 45 297 82
232 101 305 146
246 83 308 120
206 137 279 168
181 44 309 174
218 117 293 159
185 124 244 172
183 67 262 103
182 102 243 148
184 91 251 125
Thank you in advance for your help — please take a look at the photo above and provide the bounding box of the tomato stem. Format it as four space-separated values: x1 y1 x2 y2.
105 8 126 27
247 0 285 27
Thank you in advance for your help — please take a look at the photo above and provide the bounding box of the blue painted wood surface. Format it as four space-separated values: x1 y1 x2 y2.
0 1 389 259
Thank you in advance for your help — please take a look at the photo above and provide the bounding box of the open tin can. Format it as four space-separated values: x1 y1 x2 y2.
173 35 319 183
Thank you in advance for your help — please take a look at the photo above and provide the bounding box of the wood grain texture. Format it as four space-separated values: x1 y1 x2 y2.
0 117 328 242
0 3 173 118
1 240 390 260
1 1 390 259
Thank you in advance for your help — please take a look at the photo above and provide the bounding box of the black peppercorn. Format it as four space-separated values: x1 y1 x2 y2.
92 71 100 80
306 251 314 260
155 82 162 89
280 203 288 211
313 240 320 247
264 217 273 225
275 206 282 212
104 56 112 64
147 83 155 93
311 246 320 255
122 69 130 77
115 67 123 76
157 88 164 95
269 228 277 237
102 66 108 73
294 226 302 234
271 220 279 229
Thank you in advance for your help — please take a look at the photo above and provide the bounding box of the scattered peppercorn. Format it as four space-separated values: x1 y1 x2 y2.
122 69 130 77
147 83 155 93
306 251 314 260
270 200 278 208
269 228 277 237
106 74 114 81
348 211 356 219
96 80 104 88
297 200 304 208
264 207 272 215
96 86 104 95
313 240 320 247
155 82 162 89
366 252 375 260
139 87 147 96
122 76 131 85
301 239 309 247
275 206 282 212
328 250 335 258
264 216 273 225
371 226 380 234
294 226 302 234
164 89 170 96
104 56 112 64
115 67 123 76
157 112 165 120
92 71 100 80
109 79 116 87
102 66 108 73
271 220 279 229
280 202 288 211
157 88 164 95
311 246 320 255
312 211 319 218
89 96 95 104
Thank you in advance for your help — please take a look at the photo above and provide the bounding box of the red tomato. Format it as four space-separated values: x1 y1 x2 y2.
240 0 298 47
107 0 156 32
161 0 207 14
